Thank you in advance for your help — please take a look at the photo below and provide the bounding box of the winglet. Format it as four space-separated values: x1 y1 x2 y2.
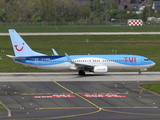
65 53 72 62
52 48 58 56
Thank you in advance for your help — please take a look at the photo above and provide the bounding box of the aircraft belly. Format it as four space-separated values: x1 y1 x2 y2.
18 62 70 70
36 63 70 70
107 62 151 70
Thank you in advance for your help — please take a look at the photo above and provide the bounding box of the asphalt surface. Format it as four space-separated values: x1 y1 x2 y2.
0 72 160 120
0 72 160 82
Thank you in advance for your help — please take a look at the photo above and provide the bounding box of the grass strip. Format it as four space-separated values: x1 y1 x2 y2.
0 35 159 72
0 104 6 110
140 83 160 95
1 25 160 32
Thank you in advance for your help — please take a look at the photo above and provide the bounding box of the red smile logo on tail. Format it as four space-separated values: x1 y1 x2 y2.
14 43 25 51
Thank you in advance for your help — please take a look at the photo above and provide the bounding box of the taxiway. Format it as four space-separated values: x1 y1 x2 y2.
0 72 159 120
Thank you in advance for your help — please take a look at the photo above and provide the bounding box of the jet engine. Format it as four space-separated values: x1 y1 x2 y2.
93 66 108 73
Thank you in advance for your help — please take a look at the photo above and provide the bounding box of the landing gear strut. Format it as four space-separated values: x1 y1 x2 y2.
78 70 85 75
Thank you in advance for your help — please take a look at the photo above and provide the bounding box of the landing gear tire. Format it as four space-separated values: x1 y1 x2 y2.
138 70 142 75
79 70 85 76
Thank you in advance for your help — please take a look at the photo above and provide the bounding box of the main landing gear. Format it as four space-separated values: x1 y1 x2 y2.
138 70 142 75
138 69 147 75
78 70 85 76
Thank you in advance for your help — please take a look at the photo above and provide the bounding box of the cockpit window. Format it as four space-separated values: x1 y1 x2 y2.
144 59 149 61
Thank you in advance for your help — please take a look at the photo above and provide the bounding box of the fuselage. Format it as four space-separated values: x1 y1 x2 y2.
14 54 155 71
8 29 156 75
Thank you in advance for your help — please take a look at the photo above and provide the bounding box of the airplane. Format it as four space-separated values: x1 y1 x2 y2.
7 29 155 75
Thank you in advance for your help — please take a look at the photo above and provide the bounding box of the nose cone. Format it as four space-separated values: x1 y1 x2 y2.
150 61 155 67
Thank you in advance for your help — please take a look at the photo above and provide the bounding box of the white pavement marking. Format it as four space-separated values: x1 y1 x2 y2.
0 72 159 82
1 32 160 36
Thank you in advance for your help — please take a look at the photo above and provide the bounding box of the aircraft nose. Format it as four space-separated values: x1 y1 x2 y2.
150 61 155 66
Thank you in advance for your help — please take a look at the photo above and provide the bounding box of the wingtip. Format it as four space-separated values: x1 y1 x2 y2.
8 29 15 32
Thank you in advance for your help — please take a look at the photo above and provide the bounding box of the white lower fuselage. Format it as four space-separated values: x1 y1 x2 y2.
14 55 155 72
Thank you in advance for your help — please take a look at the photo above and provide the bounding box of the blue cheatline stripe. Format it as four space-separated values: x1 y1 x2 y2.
14 54 154 66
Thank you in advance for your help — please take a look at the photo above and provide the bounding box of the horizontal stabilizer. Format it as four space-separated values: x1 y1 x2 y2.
6 55 26 60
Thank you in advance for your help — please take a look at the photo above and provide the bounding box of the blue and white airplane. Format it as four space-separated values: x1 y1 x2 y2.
7 29 155 75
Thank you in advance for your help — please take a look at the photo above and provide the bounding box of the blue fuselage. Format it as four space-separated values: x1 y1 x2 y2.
14 54 155 71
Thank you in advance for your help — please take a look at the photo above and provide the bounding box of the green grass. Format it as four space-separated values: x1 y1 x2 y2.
140 83 160 95
1 25 160 32
0 104 6 110
0 35 159 72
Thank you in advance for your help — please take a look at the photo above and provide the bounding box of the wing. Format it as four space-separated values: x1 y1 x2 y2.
72 62 94 71
65 53 94 71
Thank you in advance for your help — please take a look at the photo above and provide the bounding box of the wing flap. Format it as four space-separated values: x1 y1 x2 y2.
71 62 94 70
65 53 94 70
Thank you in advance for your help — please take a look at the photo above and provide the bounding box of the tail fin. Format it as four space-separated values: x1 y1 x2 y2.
8 29 46 57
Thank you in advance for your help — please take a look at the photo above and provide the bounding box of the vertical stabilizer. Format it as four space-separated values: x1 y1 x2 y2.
8 29 46 57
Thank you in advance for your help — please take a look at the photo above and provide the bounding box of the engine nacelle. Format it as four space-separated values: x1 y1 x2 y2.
140 68 147 71
93 66 108 73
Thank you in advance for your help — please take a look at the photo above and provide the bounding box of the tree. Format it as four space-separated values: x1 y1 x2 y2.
105 0 118 10
0 0 151 23
80 1 91 21
54 0 80 22
92 0 104 12
36 17 42 22
17 0 32 22
0 9 6 21
140 6 150 22
5 0 19 22
27 0 41 22
102 0 119 21
104 9 119 21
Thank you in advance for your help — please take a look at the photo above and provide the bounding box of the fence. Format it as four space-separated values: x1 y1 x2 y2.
0 21 159 26
0 21 128 26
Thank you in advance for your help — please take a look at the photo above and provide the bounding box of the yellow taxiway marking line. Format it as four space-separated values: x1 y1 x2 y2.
9 81 102 120
103 107 158 108
39 106 158 110
102 108 160 116
39 107 96 109
39 108 101 120
8 108 101 120
22 92 128 95
52 81 100 108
